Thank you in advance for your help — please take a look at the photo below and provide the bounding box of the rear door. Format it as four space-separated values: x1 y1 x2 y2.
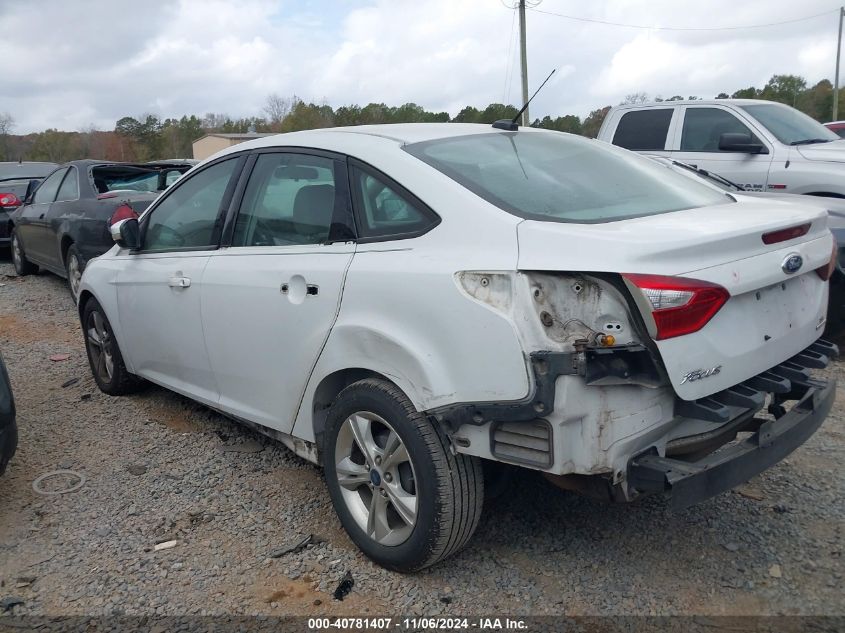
42 165 81 269
671 105 773 191
16 167 67 264
201 150 356 431
114 156 244 405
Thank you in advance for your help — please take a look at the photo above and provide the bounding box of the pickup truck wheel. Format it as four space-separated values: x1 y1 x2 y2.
10 229 37 276
82 297 141 395
65 244 83 304
323 379 484 572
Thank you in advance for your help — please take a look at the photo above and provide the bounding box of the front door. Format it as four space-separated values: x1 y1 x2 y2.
671 106 773 191
201 151 355 431
115 156 243 405
15 167 67 265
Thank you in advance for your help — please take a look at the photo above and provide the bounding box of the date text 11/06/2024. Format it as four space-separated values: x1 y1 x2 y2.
308 617 528 630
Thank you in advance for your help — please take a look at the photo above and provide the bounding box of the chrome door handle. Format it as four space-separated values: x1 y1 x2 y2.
168 276 191 288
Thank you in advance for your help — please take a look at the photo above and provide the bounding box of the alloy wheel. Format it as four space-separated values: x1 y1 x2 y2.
11 235 21 270
67 254 82 302
334 411 417 546
86 310 114 383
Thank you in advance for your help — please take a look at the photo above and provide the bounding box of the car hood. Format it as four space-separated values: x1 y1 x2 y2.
795 139 845 162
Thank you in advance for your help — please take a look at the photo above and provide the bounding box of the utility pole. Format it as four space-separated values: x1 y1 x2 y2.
835 6 844 121
518 0 529 126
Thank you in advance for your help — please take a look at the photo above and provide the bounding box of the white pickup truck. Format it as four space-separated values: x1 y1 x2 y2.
597 99 845 197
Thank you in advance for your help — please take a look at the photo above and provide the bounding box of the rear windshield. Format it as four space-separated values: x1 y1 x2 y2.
404 131 730 223
92 166 161 193
91 164 190 194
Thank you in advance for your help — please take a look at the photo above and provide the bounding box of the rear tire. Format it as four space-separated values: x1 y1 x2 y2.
10 229 37 276
323 378 484 572
65 244 83 304
81 297 142 395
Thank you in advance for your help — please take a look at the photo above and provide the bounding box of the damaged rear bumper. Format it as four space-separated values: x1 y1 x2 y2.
628 374 835 509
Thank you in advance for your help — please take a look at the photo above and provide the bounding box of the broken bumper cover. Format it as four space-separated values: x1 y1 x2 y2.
627 376 835 509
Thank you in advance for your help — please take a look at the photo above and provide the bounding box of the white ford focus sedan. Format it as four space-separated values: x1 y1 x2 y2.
78 123 837 571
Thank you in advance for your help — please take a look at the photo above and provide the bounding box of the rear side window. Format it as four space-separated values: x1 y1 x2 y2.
350 165 438 239
681 108 760 151
55 167 78 202
612 109 673 150
232 153 339 247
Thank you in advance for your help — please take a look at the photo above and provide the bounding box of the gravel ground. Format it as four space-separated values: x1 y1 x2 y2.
0 254 843 618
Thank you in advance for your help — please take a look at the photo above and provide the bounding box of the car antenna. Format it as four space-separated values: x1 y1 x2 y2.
492 68 556 131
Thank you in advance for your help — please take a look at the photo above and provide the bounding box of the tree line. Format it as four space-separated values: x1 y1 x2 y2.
1 73 842 163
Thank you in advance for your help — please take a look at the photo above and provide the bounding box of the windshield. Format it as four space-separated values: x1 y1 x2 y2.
740 103 838 145
404 131 729 223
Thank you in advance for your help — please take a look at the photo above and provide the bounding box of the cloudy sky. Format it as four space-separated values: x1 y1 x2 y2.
0 0 840 133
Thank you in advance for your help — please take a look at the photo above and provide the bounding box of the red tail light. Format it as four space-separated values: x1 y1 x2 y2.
623 273 730 340
108 204 138 227
762 223 811 245
0 192 22 208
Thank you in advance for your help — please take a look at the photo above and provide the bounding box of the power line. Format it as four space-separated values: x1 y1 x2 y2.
525 6 838 32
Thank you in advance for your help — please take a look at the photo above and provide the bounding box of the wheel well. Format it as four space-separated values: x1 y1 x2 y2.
77 290 93 319
60 236 74 265
310 368 399 448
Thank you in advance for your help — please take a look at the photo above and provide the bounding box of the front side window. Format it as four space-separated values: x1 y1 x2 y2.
143 158 239 250
680 108 761 152
612 109 673 151
350 166 438 239
55 167 79 202
33 168 68 204
233 153 338 247
405 131 729 224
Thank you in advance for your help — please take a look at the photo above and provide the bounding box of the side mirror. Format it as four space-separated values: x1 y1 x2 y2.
110 218 141 249
718 132 768 154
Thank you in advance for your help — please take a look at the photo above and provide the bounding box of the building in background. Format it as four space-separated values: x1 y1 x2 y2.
192 133 275 160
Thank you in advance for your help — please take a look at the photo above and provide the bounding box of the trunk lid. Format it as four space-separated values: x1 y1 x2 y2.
517 197 833 400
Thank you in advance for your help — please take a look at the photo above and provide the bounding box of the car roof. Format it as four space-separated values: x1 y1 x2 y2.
212 123 548 159
611 98 782 110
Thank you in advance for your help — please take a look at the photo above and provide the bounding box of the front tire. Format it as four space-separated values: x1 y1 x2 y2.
81 297 141 395
323 379 483 572
65 244 83 304
10 229 37 276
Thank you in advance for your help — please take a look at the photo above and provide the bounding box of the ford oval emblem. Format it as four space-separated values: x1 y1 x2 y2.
782 253 803 275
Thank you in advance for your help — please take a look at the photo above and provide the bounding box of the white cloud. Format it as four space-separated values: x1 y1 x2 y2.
0 0 841 133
